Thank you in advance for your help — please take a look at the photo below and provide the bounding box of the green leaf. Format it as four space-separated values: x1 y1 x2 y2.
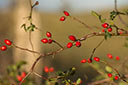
56 71 64 76
91 11 100 18
104 31 111 40
76 78 81 85
110 11 119 20
100 19 106 23
105 66 112 73
21 24 27 31
16 61 27 69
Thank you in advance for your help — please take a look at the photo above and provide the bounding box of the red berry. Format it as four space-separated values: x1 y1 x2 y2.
44 66 49 73
21 72 26 78
63 11 70 16
4 39 12 45
108 73 112 78
35 1 39 5
41 38 48 43
17 75 22 82
49 67 54 72
93 57 100 62
87 58 92 63
116 56 120 60
107 54 113 59
102 29 105 32
107 28 112 32
46 32 52 37
114 76 119 80
60 16 65 21
0 45 7 51
75 41 81 47
69 35 76 41
81 59 87 63
48 39 53 44
119 31 123 34
67 42 73 48
102 23 109 28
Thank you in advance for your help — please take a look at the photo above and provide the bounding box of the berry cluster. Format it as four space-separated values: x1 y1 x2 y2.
67 35 81 48
0 39 12 51
41 32 53 44
60 11 70 21
102 23 112 32
107 73 119 80
17 72 26 82
81 57 100 63
44 66 54 73
107 53 120 60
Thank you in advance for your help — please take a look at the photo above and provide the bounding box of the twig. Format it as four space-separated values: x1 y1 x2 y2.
12 43 41 55
33 71 48 80
52 40 63 48
90 38 104 59
88 78 117 85
70 16 92 29
114 0 128 27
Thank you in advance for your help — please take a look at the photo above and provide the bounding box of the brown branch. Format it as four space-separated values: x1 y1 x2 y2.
12 43 41 55
70 16 92 29
114 0 128 27
52 40 63 48
33 71 48 80
89 74 128 85
90 38 104 59
15 31 128 85
88 78 117 85
100 60 128 83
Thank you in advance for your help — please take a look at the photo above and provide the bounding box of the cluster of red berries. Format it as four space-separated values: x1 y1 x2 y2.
41 32 53 44
67 35 81 48
81 57 100 63
107 73 119 80
102 23 112 32
107 53 120 60
44 66 54 73
0 39 12 51
60 11 70 21
17 72 26 82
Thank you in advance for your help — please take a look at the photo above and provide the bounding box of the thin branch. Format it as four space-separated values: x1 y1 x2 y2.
90 38 105 59
70 16 92 29
19 71 32 85
29 31 36 57
12 43 41 55
88 78 117 85
100 60 128 83
114 0 128 27
52 40 63 48
33 71 48 80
